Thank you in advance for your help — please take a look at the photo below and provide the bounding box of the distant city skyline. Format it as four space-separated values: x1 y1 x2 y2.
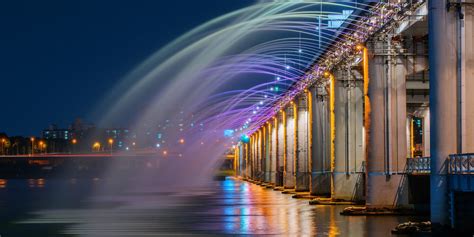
0 0 251 136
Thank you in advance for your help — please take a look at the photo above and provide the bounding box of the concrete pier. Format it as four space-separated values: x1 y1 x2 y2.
276 112 285 187
365 39 409 208
310 85 331 196
295 94 310 192
428 0 474 227
333 68 365 201
284 103 296 189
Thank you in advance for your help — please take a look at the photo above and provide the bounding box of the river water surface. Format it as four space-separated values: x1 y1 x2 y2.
0 177 424 236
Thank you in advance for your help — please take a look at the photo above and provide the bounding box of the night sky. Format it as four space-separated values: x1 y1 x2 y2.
0 0 252 136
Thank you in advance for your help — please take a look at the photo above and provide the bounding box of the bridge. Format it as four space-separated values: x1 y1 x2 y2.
232 0 474 231
0 153 161 179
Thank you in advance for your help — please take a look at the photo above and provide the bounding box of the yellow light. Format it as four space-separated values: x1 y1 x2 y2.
324 71 331 77
355 44 364 51
39 141 44 146
108 138 114 145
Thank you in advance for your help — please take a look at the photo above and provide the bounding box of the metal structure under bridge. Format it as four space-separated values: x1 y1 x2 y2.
231 0 474 232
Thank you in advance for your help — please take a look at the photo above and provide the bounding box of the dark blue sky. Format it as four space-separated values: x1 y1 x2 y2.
0 0 252 136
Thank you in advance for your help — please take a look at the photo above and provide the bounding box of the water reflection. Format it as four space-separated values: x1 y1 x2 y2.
0 179 6 188
28 178 45 188
0 178 425 236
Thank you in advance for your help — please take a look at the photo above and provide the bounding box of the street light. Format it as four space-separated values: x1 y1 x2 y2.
1 138 6 156
108 138 114 155
71 139 77 154
92 142 101 152
30 137 35 156
39 141 44 154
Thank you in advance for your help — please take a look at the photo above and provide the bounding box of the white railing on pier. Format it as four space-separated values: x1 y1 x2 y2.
448 153 474 175
406 157 431 174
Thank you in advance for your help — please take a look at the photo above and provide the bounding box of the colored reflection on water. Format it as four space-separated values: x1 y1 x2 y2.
0 178 425 236
0 179 6 188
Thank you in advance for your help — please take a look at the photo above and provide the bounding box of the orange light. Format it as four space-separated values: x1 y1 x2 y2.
93 142 101 149
30 137 35 142
108 138 114 145
72 139 77 144
179 138 185 144
163 150 168 156
355 44 364 51
324 71 331 77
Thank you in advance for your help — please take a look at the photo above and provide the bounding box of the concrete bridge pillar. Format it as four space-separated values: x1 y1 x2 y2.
276 112 285 186
429 0 474 227
236 144 240 176
333 68 365 201
365 38 409 208
263 125 271 183
244 143 250 178
257 129 263 181
310 85 331 196
240 143 246 177
270 118 278 185
295 94 310 192
250 133 257 180
463 2 474 152
429 0 457 226
284 103 296 189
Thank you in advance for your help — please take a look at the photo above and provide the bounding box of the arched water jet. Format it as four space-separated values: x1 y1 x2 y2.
88 1 397 197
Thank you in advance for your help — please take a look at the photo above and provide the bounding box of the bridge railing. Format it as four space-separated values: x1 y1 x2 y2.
406 157 431 174
448 153 474 175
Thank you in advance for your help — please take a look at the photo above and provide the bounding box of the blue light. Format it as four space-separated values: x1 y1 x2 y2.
224 129 234 137
241 134 250 143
